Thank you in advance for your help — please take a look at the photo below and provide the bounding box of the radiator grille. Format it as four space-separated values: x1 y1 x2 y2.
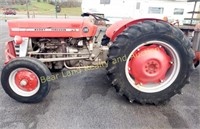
14 45 20 57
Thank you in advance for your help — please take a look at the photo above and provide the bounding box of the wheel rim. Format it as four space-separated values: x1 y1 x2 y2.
125 41 181 93
9 68 40 97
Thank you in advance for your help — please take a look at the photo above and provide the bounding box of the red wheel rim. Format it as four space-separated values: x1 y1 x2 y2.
125 41 181 93
128 45 171 84
14 70 38 91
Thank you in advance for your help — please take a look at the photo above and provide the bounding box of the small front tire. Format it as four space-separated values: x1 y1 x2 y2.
1 57 51 103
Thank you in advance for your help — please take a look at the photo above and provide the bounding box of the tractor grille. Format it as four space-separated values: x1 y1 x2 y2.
14 45 20 57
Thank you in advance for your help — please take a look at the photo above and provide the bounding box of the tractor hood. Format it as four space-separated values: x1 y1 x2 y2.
8 19 97 38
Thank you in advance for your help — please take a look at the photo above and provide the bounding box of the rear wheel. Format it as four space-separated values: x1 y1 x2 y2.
107 21 194 104
1 57 51 103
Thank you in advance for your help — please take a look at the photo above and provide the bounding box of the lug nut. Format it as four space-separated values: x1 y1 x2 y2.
169 61 174 64
160 79 164 83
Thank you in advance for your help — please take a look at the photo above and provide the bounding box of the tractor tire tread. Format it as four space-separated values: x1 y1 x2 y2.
107 20 194 105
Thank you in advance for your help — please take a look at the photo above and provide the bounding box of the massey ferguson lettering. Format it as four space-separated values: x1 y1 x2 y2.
11 28 80 32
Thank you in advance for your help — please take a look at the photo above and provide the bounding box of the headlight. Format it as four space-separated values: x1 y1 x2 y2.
14 36 23 45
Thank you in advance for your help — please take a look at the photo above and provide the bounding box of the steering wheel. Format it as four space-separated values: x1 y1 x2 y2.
81 13 109 22
95 15 109 21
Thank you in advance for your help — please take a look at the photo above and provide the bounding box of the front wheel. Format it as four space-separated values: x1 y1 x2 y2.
107 21 194 104
1 57 51 103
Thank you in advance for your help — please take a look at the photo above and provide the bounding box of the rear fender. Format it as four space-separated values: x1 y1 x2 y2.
106 18 165 42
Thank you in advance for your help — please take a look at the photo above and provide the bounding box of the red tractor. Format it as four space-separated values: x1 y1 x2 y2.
1 13 199 104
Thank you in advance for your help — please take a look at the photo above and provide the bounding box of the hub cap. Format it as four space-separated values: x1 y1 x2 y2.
9 68 40 97
15 70 38 91
125 41 181 93
128 45 171 84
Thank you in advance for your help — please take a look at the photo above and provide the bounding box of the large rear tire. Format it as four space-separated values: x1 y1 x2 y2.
1 57 51 103
107 21 195 104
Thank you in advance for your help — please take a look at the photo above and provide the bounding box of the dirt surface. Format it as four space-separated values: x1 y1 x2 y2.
0 19 200 129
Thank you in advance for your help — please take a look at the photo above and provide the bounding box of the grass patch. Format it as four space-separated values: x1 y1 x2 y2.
12 0 81 16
